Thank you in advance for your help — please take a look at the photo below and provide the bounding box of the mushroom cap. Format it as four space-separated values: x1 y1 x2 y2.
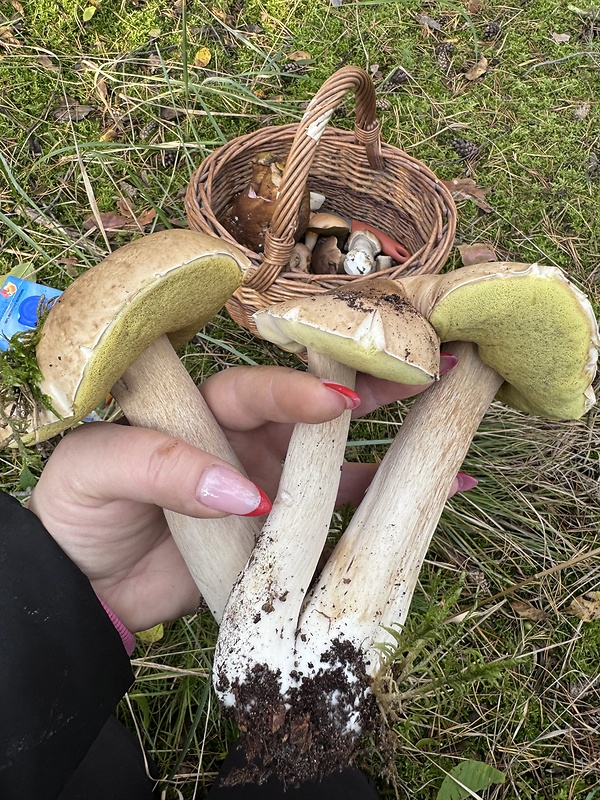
306 212 351 238
399 262 599 419
254 280 440 385
12 230 250 444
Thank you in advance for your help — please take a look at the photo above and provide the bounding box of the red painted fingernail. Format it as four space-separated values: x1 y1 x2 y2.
440 353 459 375
457 471 478 492
321 381 362 410
242 485 273 517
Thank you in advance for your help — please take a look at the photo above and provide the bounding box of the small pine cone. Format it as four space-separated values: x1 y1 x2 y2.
483 20 501 40
332 103 350 119
451 137 480 160
160 151 177 169
435 41 455 70
281 62 309 75
376 98 392 111
387 66 410 86
139 120 158 141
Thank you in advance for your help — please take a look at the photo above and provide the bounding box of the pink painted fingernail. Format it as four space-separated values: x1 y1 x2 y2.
196 465 272 516
456 471 478 492
440 352 459 375
321 381 362 410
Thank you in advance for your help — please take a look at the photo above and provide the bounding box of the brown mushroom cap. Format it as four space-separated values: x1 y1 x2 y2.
254 279 440 385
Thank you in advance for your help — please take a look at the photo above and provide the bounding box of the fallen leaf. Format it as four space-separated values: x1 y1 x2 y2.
95 77 108 105
10 0 25 14
458 242 497 266
510 600 550 622
159 105 185 120
54 97 93 122
573 102 591 121
441 177 492 212
99 125 119 142
37 54 58 70
331 0 343 6
83 211 130 232
0 23 20 47
286 50 312 62
464 56 488 80
116 198 136 218
148 28 161 38
137 623 164 643
84 205 156 233
57 256 80 278
419 14 443 31
551 32 571 43
566 591 600 622
82 6 96 22
193 46 211 67
467 0 482 12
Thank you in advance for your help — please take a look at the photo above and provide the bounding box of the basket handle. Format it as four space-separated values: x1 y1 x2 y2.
247 66 383 292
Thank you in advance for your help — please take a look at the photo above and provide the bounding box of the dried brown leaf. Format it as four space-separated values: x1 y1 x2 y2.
566 592 600 622
54 97 93 122
286 50 312 62
510 600 550 622
37 54 58 71
458 242 497 266
551 32 571 44
467 0 482 12
418 14 443 31
441 178 492 212
83 211 131 232
10 0 25 14
464 56 488 81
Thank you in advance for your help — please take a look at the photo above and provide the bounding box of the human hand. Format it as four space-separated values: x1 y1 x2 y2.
28 358 468 631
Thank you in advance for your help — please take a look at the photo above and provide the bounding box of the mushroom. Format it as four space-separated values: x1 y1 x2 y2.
214 263 598 782
5 230 262 621
343 228 381 275
303 212 350 252
351 219 411 263
213 280 441 780
219 152 310 252
287 242 312 273
310 235 343 274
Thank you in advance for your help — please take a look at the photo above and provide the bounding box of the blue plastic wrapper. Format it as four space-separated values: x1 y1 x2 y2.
0 277 62 351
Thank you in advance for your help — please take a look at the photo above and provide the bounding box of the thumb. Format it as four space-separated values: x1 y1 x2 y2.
48 422 271 518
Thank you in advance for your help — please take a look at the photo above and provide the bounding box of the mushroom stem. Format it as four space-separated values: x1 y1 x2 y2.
111 334 259 622
299 341 503 667
213 352 355 712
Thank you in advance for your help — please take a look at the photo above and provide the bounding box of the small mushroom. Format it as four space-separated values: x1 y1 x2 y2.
343 229 381 275
375 254 394 271
287 242 312 273
304 212 350 252
310 236 343 274
309 192 326 211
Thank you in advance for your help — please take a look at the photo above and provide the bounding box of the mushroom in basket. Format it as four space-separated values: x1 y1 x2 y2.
219 152 310 252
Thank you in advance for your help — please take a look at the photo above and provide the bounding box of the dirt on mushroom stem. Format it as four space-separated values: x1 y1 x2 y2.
215 639 378 786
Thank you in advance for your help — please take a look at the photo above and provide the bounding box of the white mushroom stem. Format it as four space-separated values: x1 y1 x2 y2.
299 341 503 673
111 334 259 622
214 351 355 702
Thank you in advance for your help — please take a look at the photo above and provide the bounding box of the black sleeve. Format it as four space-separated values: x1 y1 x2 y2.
0 492 135 800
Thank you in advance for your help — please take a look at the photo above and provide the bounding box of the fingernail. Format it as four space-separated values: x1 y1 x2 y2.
440 352 459 375
456 471 478 492
321 380 362 410
196 465 272 516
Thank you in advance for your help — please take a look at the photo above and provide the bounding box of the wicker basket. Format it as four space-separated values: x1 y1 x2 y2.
185 66 457 336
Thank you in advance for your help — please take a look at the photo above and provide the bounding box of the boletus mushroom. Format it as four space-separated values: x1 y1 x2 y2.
3 230 262 620
213 263 598 784
219 152 310 253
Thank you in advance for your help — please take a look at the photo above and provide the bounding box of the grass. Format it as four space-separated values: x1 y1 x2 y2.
1 0 599 797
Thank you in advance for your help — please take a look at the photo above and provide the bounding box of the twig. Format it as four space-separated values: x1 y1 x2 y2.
524 51 600 74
